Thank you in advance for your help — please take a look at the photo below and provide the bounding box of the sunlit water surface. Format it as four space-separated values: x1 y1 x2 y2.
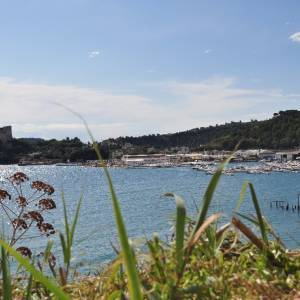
0 164 300 273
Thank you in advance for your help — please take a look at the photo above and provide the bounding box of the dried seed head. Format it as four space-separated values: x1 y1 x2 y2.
31 181 54 195
16 246 32 258
9 172 29 185
37 222 55 236
0 189 11 201
12 218 28 230
48 252 56 268
37 198 56 210
23 211 44 224
16 196 28 207
38 251 56 268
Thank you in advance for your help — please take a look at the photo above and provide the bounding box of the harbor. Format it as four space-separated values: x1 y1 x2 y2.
192 161 300 175
16 151 300 175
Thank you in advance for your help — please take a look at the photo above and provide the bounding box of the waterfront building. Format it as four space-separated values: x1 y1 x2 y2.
121 154 170 166
275 150 300 162
259 149 276 161
234 149 259 161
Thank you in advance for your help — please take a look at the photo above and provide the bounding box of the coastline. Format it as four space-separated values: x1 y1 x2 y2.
14 159 300 175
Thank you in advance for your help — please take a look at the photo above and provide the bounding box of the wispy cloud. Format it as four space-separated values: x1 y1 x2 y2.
88 50 100 58
0 77 298 141
289 32 300 43
204 49 212 54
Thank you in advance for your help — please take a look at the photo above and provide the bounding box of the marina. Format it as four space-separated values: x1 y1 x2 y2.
192 161 300 175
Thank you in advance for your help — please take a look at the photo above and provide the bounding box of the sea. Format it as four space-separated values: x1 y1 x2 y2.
0 164 300 273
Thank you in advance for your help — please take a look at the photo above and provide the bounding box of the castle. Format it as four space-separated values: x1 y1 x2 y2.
0 126 13 144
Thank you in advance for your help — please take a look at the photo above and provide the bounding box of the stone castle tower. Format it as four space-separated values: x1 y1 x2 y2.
0 126 13 144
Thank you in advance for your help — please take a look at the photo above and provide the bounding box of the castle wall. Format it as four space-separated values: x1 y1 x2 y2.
0 126 13 144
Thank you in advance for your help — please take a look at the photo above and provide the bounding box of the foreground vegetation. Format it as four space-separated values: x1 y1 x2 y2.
1 131 300 299
3 231 300 299
52 235 300 299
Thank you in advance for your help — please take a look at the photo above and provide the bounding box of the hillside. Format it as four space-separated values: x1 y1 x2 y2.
0 110 299 163
105 110 300 153
0 137 109 164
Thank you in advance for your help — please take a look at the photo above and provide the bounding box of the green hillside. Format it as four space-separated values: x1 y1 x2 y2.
105 110 300 152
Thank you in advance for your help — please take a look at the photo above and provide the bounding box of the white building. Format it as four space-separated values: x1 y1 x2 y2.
275 150 300 161
258 149 276 161
121 154 170 166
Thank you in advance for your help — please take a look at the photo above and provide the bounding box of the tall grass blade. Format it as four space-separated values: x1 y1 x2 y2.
61 193 70 263
70 195 83 247
63 107 143 299
263 217 285 248
237 212 285 248
234 181 268 245
59 233 68 264
165 193 186 274
234 181 249 212
215 223 231 240
236 212 259 226
191 155 232 238
59 195 82 284
231 216 264 250
1 246 12 300
43 240 54 264
93 144 143 299
248 183 268 245
187 213 222 251
0 240 70 300
25 273 33 300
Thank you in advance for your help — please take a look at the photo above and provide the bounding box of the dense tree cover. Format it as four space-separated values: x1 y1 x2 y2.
104 110 300 152
0 137 110 164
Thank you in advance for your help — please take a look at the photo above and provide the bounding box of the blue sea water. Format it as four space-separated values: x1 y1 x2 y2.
0 164 300 272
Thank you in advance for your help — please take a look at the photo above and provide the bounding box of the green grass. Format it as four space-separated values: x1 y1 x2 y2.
1 245 12 300
59 193 83 285
165 193 186 277
0 240 70 300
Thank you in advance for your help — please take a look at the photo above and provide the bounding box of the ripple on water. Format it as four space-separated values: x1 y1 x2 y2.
0 164 299 271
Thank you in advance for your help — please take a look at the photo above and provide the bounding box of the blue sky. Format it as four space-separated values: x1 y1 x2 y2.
0 0 299 140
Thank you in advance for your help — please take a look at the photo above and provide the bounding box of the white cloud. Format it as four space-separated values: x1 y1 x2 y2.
289 32 300 43
88 50 100 58
0 77 298 141
204 49 212 54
